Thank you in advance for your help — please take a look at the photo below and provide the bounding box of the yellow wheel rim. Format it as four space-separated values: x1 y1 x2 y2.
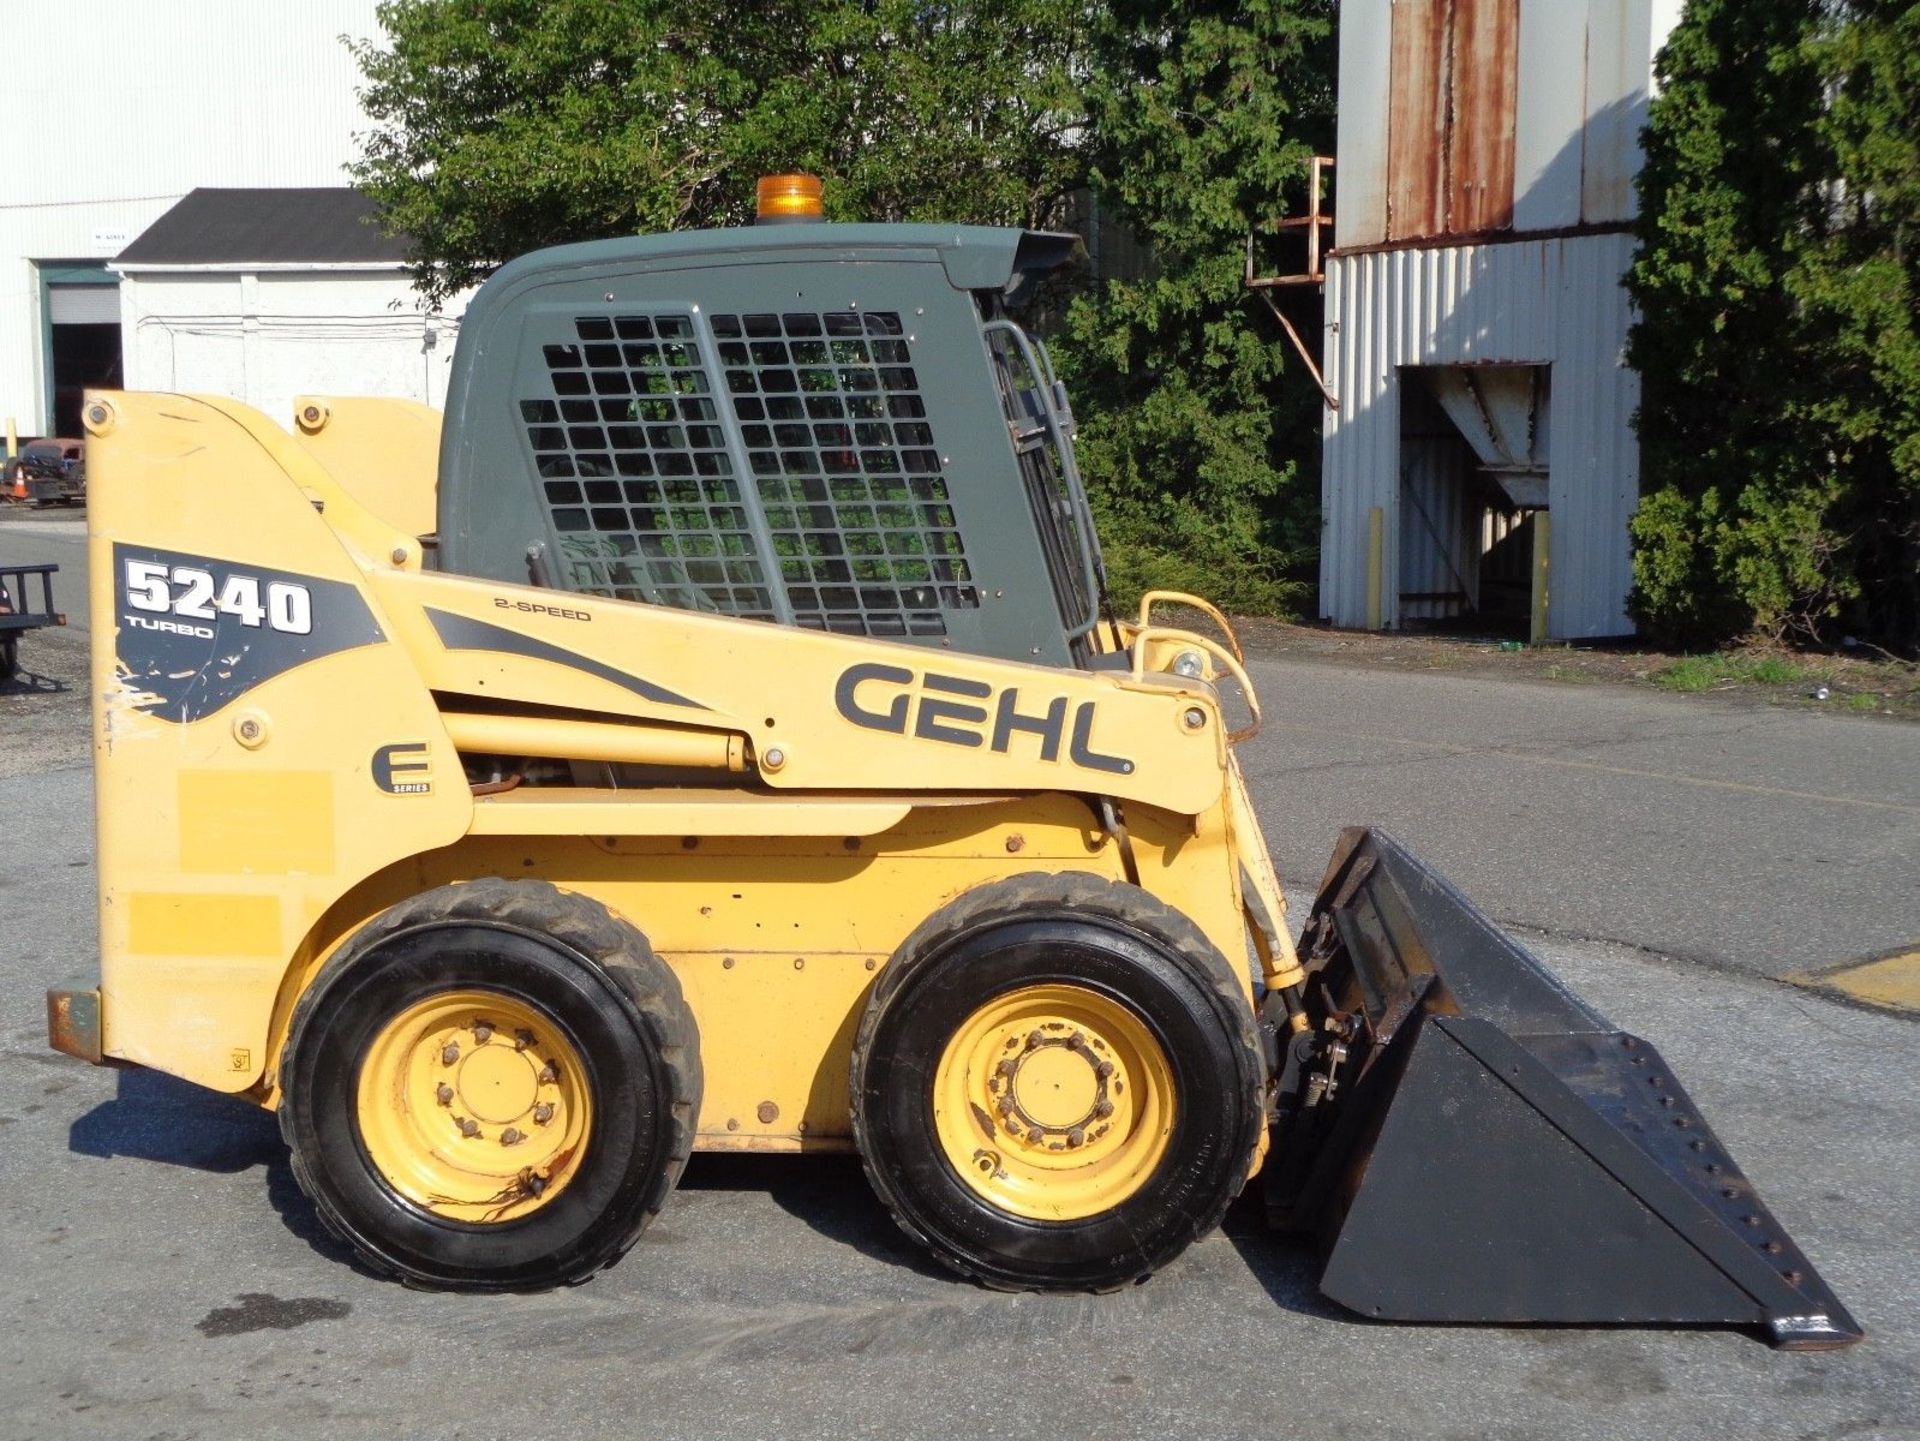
932 983 1176 1222
355 990 592 1223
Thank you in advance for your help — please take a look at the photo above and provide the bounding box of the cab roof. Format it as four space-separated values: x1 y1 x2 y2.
471 223 1081 309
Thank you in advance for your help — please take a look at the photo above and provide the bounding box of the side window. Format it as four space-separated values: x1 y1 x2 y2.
714 310 980 638
521 313 776 617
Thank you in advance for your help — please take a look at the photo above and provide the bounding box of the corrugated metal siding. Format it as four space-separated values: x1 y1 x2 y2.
0 0 382 431
1319 231 1640 638
1396 389 1477 621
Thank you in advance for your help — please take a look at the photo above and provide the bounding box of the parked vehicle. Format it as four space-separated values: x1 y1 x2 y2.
3 438 86 506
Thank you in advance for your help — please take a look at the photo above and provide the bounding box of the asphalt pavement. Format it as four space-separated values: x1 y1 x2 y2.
0 514 88 632
1243 654 1920 979
1 793 1913 1440
2 510 1917 1438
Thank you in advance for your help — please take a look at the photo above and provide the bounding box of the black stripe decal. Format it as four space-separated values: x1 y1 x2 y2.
114 544 386 725
426 608 706 710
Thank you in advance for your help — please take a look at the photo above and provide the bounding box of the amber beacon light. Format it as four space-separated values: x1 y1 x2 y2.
756 173 825 224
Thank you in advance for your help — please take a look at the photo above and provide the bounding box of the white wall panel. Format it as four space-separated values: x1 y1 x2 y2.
1335 0 1394 246
0 0 385 431
120 271 467 424
1511 1 1589 232
1580 0 1655 224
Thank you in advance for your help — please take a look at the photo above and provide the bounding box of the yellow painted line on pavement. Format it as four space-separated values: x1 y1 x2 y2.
1791 948 1920 1016
1269 722 1920 817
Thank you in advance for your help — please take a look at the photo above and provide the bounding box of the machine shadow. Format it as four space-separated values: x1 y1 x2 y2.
680 1151 951 1282
67 1066 364 1273
1218 1188 1359 1325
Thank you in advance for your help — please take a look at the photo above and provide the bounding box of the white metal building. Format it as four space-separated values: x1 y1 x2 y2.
0 0 390 438
1319 0 1684 639
115 189 463 423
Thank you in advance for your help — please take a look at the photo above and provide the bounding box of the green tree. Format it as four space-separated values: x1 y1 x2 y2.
352 0 1336 615
1628 0 1920 652
350 0 1091 308
1055 0 1336 612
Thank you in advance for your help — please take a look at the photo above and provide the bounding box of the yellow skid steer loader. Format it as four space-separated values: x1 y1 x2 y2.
48 183 1858 1348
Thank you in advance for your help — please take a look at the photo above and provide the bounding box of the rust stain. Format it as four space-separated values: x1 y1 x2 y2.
46 988 103 1064
1448 0 1518 234
1388 0 1518 242
1387 0 1449 241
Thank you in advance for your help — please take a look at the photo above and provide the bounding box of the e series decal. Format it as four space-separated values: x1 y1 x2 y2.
114 544 386 724
372 742 433 795
834 662 1134 775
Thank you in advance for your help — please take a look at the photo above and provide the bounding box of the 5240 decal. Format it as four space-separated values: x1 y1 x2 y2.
124 558 312 638
112 543 386 724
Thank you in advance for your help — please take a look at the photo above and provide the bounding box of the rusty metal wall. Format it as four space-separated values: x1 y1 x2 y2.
1385 0 1519 241
1339 0 1673 248
1319 231 1640 639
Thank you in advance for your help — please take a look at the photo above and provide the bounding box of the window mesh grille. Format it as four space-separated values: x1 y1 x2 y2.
522 313 776 617
520 308 980 637
714 310 978 637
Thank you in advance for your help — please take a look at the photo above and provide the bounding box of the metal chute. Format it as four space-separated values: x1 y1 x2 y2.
1265 828 1861 1349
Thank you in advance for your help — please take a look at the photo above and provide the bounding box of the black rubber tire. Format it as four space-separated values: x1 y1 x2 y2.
850 871 1265 1292
278 879 701 1291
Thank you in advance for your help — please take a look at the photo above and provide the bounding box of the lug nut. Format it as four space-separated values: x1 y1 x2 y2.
441 1042 460 1066
435 1084 454 1106
1066 1127 1085 1148
538 1061 559 1084
526 1174 547 1197
533 1102 555 1125
458 1117 480 1138
514 1028 535 1050
500 1127 524 1147
472 1022 494 1043
1094 1098 1114 1119
1096 1061 1115 1080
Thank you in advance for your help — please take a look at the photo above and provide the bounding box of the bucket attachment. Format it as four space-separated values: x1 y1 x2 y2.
1265 828 1860 1350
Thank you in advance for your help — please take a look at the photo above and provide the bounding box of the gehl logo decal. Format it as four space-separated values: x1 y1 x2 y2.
834 663 1134 775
